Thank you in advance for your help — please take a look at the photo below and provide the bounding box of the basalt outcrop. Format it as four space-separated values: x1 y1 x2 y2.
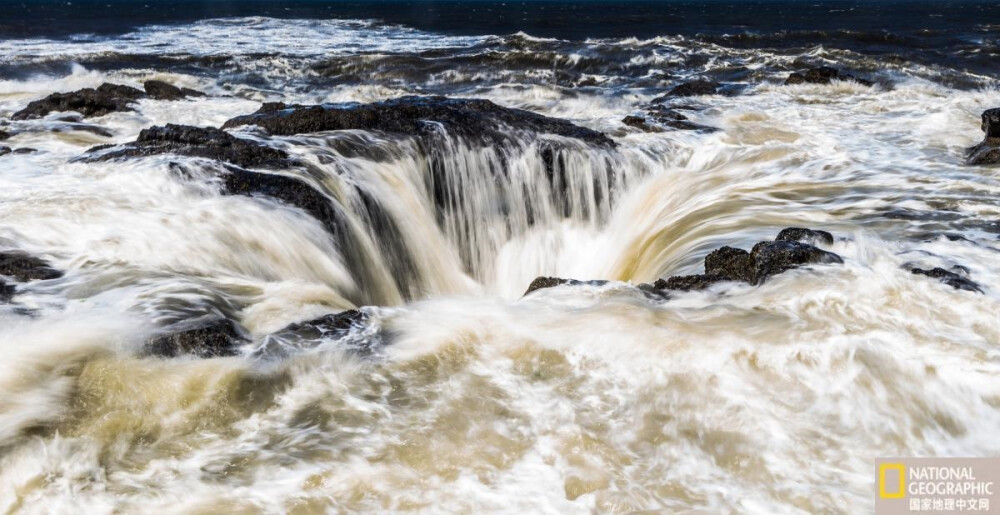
222 96 615 147
966 108 1000 166
12 81 206 120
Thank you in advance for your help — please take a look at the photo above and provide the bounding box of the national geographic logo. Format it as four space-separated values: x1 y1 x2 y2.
876 458 1000 514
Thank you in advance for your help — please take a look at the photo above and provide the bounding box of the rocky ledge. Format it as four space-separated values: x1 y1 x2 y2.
966 108 1000 166
784 66 873 87
12 81 205 120
222 96 615 147
85 124 296 169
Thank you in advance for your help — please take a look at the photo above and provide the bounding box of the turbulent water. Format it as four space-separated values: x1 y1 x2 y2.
1 3 1000 513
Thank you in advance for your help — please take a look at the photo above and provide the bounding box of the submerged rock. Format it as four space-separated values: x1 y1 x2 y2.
222 96 615 147
12 83 146 120
966 108 1000 166
146 318 247 358
784 66 873 86
258 309 379 358
85 124 295 169
143 80 205 101
0 129 9 140
0 146 9 157
910 267 983 293
0 251 63 282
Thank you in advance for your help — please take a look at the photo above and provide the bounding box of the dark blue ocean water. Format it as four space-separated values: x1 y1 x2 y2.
1 0 998 41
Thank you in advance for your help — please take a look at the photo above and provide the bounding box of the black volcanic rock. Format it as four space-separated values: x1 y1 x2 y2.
223 96 615 147
661 79 721 98
524 277 571 295
784 66 873 87
85 124 295 169
0 251 63 282
966 108 1000 166
652 274 728 292
221 166 343 238
0 280 14 302
775 227 834 246
143 80 206 101
146 319 247 358
704 246 756 283
911 267 983 293
13 83 146 120
749 240 843 284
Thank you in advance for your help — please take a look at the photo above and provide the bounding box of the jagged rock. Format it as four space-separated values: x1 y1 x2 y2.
146 318 247 358
749 240 843 284
12 83 146 120
222 96 615 147
704 246 755 283
85 124 295 169
966 108 1000 166
911 267 983 293
0 251 63 282
784 66 873 86
775 227 834 246
143 80 206 101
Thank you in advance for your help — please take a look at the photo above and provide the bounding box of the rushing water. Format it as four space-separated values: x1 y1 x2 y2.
1 3 999 513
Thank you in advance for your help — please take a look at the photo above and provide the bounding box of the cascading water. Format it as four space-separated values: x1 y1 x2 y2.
0 8 999 514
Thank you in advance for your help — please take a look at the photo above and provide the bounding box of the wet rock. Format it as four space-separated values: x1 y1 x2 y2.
0 251 63 281
143 80 206 101
524 276 571 295
0 280 14 302
623 107 719 133
659 79 721 98
775 227 834 246
85 124 295 169
749 240 843 284
622 115 663 133
0 146 10 157
12 83 146 120
966 108 1000 166
222 96 615 148
146 318 247 358
11 148 37 154
910 267 983 293
656 228 843 292
220 165 344 237
651 274 729 292
259 309 378 358
278 309 368 341
0 129 9 140
784 66 873 86
523 276 609 296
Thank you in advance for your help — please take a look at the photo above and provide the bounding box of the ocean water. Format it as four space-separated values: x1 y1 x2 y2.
0 2 999 513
